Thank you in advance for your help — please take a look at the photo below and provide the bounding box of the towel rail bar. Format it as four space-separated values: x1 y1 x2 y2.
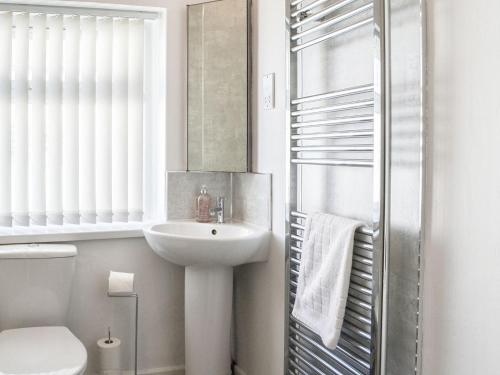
293 322 373 368
291 159 373 167
290 337 362 375
292 85 374 105
291 316 372 359
291 0 361 29
291 99 374 117
292 145 374 153
292 18 373 53
291 327 368 375
291 130 373 140
292 3 373 41
291 211 374 236
290 0 332 18
292 115 374 129
289 347 334 375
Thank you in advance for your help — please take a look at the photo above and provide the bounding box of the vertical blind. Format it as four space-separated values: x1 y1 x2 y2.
0 9 164 228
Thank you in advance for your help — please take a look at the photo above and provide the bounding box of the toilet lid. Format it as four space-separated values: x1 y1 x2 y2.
0 326 87 375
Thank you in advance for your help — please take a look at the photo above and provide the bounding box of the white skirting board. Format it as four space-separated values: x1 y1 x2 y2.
89 364 248 375
90 365 185 375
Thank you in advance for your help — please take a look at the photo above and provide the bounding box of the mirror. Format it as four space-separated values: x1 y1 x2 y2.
187 0 249 172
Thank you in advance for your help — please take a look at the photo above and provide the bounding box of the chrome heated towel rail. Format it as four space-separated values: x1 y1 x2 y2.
286 0 389 374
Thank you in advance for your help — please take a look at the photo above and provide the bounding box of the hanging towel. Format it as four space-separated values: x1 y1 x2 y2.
292 212 363 350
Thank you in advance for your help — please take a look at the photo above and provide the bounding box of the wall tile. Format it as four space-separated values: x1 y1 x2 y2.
167 171 231 220
166 171 271 230
232 173 272 230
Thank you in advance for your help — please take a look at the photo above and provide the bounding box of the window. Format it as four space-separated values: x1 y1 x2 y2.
0 2 165 234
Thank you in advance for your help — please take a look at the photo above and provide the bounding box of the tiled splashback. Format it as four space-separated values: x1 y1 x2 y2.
166 171 272 230
231 173 272 228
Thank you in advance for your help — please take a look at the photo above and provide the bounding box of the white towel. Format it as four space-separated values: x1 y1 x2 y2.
292 213 363 350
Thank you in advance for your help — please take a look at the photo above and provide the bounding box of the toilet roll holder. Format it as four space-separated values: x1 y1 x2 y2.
107 291 139 375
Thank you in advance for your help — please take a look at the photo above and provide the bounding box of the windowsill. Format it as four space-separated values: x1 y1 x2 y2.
0 222 147 245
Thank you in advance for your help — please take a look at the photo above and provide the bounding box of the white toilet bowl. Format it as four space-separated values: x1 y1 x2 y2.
0 326 87 374
0 326 87 375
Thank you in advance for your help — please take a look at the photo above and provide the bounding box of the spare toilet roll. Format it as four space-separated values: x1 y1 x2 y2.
108 271 135 295
97 337 121 374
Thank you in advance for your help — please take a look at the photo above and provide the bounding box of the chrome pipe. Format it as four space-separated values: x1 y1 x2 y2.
354 242 375 251
371 0 390 374
288 360 309 375
292 115 374 129
290 257 300 266
290 0 329 18
290 222 305 230
292 84 374 105
292 145 374 152
292 232 374 245
350 282 373 297
292 3 374 41
338 336 371 356
290 326 367 375
352 269 373 281
291 129 373 140
353 254 374 266
290 211 307 218
291 158 373 167
343 322 372 341
291 0 359 29
290 0 305 8
292 17 373 52
291 99 374 117
290 336 364 375
288 348 329 375
291 210 374 236
347 295 372 311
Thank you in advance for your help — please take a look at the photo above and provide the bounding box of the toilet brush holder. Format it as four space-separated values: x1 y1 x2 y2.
107 292 139 375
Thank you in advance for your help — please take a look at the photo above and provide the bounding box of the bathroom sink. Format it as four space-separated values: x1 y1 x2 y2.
143 220 271 375
143 220 270 267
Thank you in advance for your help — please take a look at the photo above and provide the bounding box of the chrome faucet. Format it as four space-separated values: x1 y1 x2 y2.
210 196 225 224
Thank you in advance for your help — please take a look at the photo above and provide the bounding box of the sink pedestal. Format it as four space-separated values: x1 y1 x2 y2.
185 265 233 375
144 221 271 375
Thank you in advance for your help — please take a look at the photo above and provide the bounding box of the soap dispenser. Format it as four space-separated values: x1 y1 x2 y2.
196 185 211 223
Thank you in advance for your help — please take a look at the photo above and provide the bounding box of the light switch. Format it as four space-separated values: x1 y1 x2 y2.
263 73 275 110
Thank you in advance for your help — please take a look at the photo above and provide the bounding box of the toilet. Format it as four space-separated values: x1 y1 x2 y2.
0 244 87 374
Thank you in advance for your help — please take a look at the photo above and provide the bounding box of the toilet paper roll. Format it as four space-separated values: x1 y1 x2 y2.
97 337 121 374
108 271 135 295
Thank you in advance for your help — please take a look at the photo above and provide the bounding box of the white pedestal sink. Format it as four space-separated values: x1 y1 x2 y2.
144 220 270 375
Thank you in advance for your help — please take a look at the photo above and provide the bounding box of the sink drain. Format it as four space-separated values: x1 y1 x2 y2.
211 229 217 235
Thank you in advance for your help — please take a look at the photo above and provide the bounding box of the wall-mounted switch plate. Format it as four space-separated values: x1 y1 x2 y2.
263 73 275 110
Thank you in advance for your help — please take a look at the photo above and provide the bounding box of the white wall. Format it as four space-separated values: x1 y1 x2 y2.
233 0 286 374
423 1 500 374
68 238 184 373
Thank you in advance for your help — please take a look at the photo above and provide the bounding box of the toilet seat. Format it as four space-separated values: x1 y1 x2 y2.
0 326 87 375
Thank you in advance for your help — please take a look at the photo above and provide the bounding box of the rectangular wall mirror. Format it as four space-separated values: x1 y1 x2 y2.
187 0 250 172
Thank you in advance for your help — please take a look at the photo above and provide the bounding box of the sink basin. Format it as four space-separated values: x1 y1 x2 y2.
143 221 270 267
143 220 270 375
